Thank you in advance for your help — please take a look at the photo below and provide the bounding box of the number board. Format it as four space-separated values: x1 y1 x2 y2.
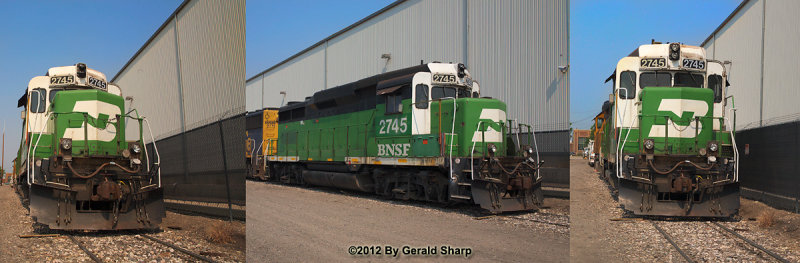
640 58 666 68
432 74 456 83
682 59 705 70
376 116 408 136
50 75 75 85
88 76 107 91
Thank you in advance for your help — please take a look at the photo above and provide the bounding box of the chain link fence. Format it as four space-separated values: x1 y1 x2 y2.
736 120 800 213
147 115 245 208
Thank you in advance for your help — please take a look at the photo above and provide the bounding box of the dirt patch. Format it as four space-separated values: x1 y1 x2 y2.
739 198 800 242
247 180 569 262
0 185 245 262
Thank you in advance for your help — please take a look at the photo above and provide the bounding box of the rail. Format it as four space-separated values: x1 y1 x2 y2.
709 221 790 263
649 221 696 263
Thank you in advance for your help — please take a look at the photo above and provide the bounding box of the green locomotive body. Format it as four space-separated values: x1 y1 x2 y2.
599 43 739 217
268 63 543 212
15 63 164 230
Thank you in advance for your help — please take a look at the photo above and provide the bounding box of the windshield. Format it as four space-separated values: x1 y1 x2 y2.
674 72 704 88
431 86 472 100
638 71 706 89
639 72 671 88
49 89 62 103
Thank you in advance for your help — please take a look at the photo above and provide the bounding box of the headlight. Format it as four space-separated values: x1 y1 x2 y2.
708 142 718 152
669 43 680 61
644 139 654 150
488 144 497 153
60 138 72 150
527 148 534 154
131 144 142 154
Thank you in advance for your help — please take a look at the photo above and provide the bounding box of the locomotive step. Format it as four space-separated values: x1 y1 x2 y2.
478 177 504 184
449 194 472 200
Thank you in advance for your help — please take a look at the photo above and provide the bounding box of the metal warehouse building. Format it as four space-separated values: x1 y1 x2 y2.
701 0 800 211
113 0 246 211
246 0 570 188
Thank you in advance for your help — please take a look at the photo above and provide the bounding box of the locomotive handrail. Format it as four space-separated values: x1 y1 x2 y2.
436 97 457 181
614 87 633 179
725 107 739 182
29 112 52 186
469 121 484 180
520 123 541 180
27 89 51 186
126 109 162 187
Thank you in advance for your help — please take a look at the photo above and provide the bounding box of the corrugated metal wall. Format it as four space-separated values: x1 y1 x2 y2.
703 0 800 130
761 0 800 126
467 0 570 132
113 0 246 205
247 0 569 132
115 19 182 140
245 76 263 112
177 0 246 130
260 45 326 108
701 0 800 211
116 0 245 140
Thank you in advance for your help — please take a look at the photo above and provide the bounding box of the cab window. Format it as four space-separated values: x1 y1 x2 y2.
674 73 704 88
618 71 636 99
431 86 456 100
708 74 723 103
29 89 46 113
639 72 671 89
385 94 402 114
49 89 62 103
415 84 429 109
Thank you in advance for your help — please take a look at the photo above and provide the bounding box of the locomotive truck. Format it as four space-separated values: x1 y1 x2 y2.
14 63 164 230
597 42 740 217
266 62 544 212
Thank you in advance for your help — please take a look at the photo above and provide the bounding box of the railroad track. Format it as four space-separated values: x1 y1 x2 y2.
649 221 695 263
649 220 791 263
708 221 791 263
506 215 570 228
68 233 219 263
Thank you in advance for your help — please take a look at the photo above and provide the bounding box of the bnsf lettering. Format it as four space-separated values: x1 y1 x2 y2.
377 143 411 157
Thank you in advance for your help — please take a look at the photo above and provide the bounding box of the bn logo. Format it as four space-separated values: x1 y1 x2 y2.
647 99 709 138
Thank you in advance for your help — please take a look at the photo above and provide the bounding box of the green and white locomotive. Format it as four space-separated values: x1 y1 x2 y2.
14 63 164 230
598 42 740 217
267 63 543 212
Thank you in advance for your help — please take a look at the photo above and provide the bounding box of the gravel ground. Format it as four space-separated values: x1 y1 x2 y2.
570 156 800 262
571 156 682 262
0 185 245 262
247 179 569 262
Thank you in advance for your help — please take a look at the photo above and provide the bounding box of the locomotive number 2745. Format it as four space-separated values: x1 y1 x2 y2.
378 117 408 135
